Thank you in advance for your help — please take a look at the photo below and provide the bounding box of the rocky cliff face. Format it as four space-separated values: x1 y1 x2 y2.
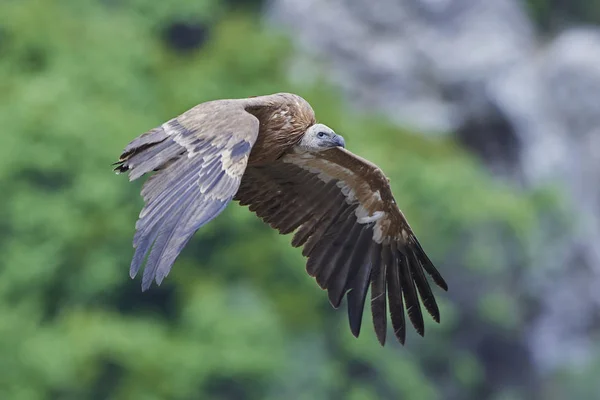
267 0 600 384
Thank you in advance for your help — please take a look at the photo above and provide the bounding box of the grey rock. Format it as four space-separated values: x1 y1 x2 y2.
523 28 600 371
268 0 534 135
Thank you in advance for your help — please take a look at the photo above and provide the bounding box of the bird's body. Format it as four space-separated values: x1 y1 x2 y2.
115 92 448 345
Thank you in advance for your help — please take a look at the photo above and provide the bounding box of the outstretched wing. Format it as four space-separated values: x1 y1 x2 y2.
234 147 448 345
115 99 260 291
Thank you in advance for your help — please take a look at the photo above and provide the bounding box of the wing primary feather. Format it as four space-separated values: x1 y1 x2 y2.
346 237 375 338
397 247 425 336
142 174 236 290
130 219 161 279
130 169 200 278
305 201 353 278
343 224 375 290
133 188 192 273
303 194 349 275
139 155 201 213
411 238 448 291
141 189 199 291
140 159 193 203
136 161 202 236
315 206 358 289
408 247 440 323
387 248 406 345
139 170 195 216
328 223 371 308
136 156 239 290
370 244 386 346
137 187 198 243
153 196 231 286
301 189 347 257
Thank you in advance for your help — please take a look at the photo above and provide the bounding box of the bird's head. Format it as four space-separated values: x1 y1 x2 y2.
298 123 346 151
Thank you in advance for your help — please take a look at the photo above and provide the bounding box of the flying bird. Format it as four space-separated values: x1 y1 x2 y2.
114 93 448 345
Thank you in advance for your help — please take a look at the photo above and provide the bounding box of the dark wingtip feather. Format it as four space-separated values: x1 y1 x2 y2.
349 318 361 338
347 290 364 338
113 161 129 174
438 278 449 292
370 246 386 346
423 292 441 324
387 248 406 345
407 247 441 323
328 290 343 310
395 327 406 344
397 251 425 337
346 242 374 339
396 326 407 344
324 219 363 307
412 237 449 291
405 306 424 337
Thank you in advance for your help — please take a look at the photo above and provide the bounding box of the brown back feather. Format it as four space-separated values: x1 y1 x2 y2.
245 93 316 165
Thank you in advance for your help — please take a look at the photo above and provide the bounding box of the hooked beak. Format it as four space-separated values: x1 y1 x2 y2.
332 134 346 148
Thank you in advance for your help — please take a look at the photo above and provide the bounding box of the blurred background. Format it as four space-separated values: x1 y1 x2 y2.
1 0 599 399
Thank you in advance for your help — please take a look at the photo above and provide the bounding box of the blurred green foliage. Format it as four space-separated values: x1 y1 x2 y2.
525 0 600 32
0 0 567 399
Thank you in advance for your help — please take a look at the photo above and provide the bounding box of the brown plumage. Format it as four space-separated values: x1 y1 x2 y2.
114 92 448 345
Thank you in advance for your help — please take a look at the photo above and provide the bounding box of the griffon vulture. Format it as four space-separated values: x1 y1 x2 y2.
114 93 448 345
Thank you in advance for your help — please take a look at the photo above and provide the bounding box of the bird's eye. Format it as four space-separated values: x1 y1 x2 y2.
317 132 326 138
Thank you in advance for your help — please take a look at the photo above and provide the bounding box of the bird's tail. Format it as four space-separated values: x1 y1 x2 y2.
113 125 185 181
